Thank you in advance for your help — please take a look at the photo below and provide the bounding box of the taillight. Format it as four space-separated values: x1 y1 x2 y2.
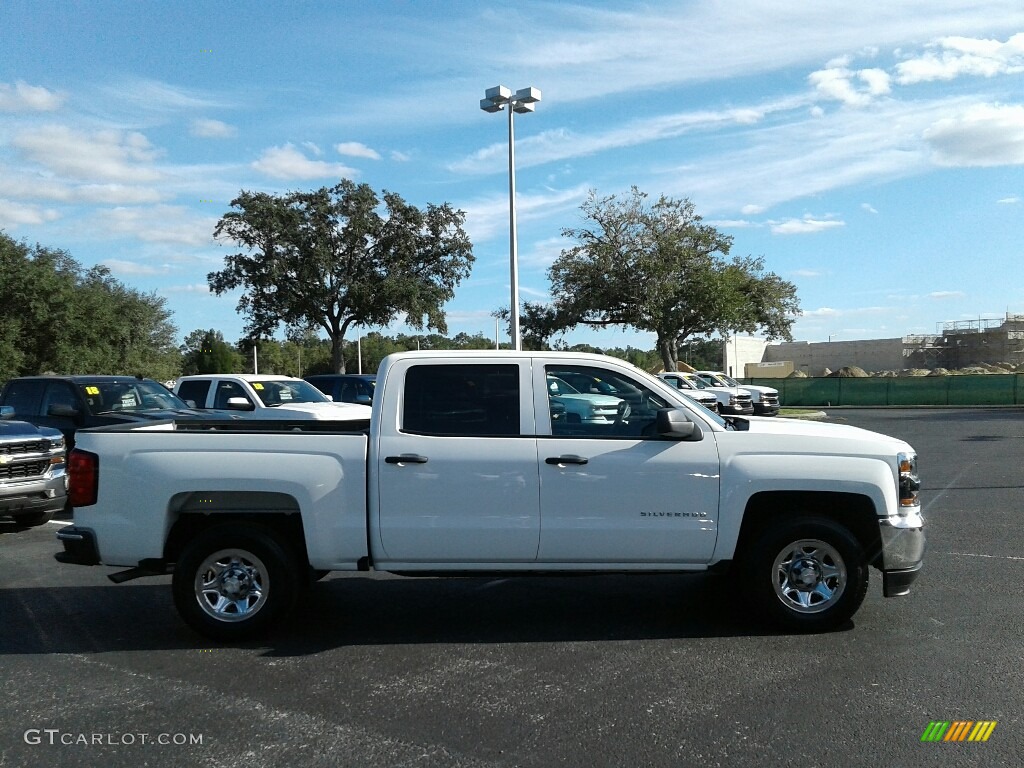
68 449 99 507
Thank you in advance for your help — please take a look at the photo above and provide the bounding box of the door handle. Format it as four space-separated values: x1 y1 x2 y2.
385 454 429 465
545 455 589 466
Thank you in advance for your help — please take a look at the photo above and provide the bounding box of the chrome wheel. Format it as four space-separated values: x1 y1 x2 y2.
772 538 846 614
193 548 270 622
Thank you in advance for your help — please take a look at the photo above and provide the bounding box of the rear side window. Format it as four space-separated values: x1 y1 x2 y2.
177 380 211 408
403 364 520 437
1 380 43 416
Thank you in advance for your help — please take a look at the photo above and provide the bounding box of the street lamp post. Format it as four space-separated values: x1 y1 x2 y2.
480 84 541 351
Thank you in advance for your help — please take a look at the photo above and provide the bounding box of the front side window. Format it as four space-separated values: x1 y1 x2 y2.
403 364 519 437
545 364 671 438
250 380 330 406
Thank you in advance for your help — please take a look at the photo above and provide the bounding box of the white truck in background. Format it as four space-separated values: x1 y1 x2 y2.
174 374 372 422
58 351 925 641
658 371 754 415
695 370 780 416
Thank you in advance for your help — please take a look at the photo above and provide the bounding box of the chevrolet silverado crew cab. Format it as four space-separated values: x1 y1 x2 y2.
57 351 925 640
175 374 372 422
658 371 754 415
695 370 780 416
0 406 67 527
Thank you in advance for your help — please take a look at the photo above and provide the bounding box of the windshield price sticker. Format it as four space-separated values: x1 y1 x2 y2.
85 386 100 395
252 383 264 390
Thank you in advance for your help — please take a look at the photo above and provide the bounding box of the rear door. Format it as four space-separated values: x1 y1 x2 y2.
372 358 540 565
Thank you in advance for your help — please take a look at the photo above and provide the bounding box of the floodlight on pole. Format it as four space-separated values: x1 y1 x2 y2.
480 84 541 351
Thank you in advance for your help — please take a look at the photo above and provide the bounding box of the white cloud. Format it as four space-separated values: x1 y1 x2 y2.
808 65 891 107
449 97 806 175
792 269 825 278
929 290 966 299
707 219 758 229
101 259 171 276
0 80 64 112
923 103 1024 167
0 168 165 205
251 143 356 180
302 141 323 156
462 184 589 242
98 77 229 112
741 204 765 215
770 215 845 235
390 150 412 162
0 199 60 227
861 203 878 213
336 142 381 160
997 196 1020 204
12 125 164 183
190 118 237 138
160 284 212 294
896 33 1024 84
92 206 218 247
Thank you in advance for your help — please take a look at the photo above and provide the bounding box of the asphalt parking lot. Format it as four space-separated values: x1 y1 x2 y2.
1 408 1021 768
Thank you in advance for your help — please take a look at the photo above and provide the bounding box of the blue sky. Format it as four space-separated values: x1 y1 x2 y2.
2 0 1022 350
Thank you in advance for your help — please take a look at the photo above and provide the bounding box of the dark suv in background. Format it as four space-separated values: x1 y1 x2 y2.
0 375 221 448
304 374 376 405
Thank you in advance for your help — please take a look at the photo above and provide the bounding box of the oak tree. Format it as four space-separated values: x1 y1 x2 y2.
209 180 474 373
550 188 800 371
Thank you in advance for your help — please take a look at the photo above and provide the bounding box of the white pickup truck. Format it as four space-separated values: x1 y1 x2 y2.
57 351 925 640
174 374 372 422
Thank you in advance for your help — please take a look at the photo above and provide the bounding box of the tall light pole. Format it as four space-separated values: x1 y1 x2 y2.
480 84 541 351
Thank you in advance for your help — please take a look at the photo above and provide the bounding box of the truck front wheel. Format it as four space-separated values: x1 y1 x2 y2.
172 524 300 641
745 518 868 632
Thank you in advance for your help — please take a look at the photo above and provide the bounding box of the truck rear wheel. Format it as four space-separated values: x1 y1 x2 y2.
172 524 300 641
744 517 868 632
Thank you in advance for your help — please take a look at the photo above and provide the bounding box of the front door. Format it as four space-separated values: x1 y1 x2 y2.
535 362 720 565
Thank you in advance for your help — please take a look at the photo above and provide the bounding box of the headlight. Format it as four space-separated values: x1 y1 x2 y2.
897 452 920 512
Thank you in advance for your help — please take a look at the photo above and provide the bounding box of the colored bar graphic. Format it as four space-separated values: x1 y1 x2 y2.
921 721 996 742
921 722 949 742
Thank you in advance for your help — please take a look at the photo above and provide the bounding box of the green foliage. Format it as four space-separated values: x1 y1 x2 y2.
549 188 800 371
0 231 180 381
181 329 240 374
210 179 474 373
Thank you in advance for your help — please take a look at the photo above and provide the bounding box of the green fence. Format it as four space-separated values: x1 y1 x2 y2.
744 374 1024 407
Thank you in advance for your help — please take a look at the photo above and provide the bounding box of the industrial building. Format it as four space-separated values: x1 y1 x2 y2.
725 314 1024 379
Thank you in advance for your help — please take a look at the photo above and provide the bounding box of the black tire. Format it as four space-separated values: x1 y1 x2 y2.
12 510 54 528
743 517 868 632
172 523 301 641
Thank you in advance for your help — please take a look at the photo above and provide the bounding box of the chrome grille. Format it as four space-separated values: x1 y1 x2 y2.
0 440 49 455
0 459 49 480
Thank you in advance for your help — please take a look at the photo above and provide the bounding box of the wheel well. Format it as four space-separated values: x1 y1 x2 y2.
164 508 309 567
734 491 881 566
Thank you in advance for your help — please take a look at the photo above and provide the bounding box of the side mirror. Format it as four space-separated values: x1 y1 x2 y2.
655 408 703 441
48 403 81 420
0 405 14 420
184 400 197 408
355 394 372 405
225 397 256 411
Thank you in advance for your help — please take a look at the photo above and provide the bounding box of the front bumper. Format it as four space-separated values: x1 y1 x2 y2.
720 404 755 415
878 510 926 597
55 525 101 565
753 402 780 416
0 472 67 516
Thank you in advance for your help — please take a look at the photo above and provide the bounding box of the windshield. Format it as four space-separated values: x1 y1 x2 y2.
683 375 711 390
717 374 741 387
250 379 332 407
80 380 191 414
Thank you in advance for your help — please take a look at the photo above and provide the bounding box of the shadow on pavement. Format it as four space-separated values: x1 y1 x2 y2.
0 571 836 656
